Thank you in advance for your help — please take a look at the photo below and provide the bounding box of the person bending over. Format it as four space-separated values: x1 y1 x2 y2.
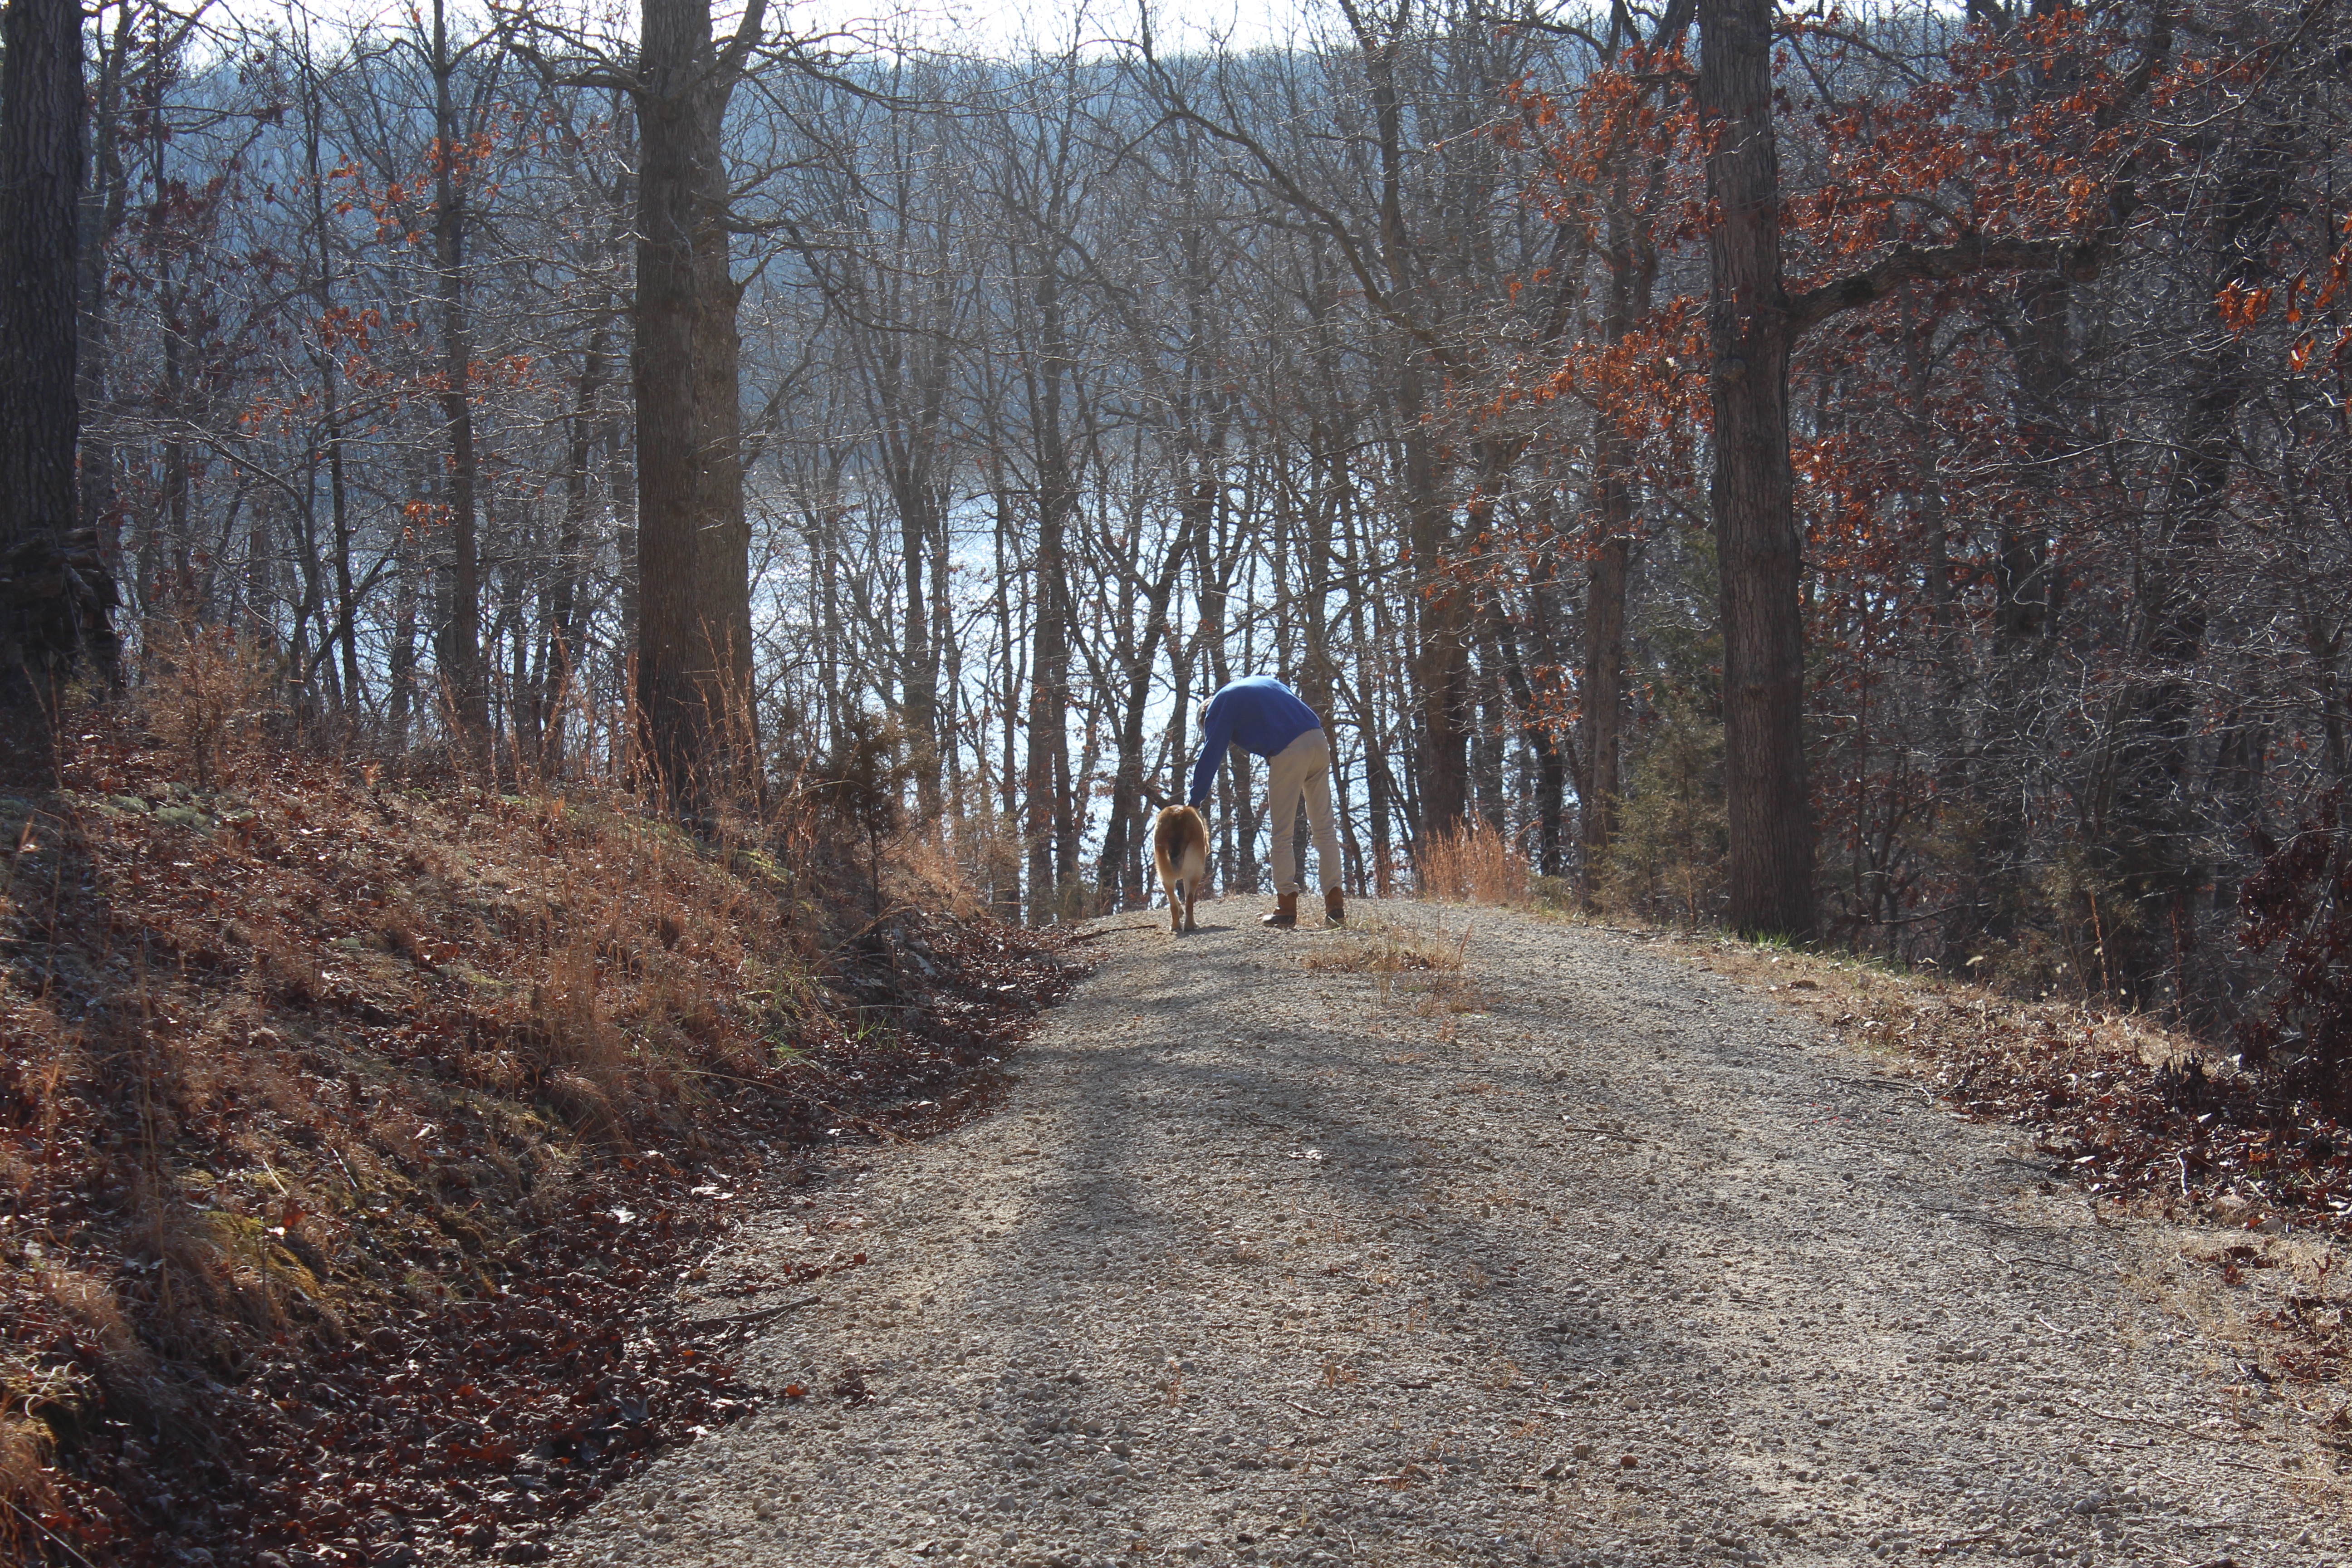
1188 675 1345 928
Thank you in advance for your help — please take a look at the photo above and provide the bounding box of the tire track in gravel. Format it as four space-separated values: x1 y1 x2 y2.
551 900 2342 1568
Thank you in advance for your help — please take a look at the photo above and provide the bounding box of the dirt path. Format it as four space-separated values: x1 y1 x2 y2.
549 901 2343 1568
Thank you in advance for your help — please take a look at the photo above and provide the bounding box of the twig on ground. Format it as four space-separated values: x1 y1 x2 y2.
2065 1396 2208 1439
0 1494 105 1568
685 1296 823 1334
2208 1455 2323 1481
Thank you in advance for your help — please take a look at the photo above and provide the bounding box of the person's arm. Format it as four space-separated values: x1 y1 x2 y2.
1188 696 1235 807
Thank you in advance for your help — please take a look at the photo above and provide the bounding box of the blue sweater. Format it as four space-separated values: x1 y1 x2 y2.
1188 677 1321 806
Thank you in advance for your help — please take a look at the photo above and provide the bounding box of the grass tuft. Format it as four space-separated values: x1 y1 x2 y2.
1301 914 1485 1016
1412 823 1529 907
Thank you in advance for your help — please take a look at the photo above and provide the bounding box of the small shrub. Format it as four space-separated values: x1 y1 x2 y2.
136 621 283 790
2240 789 2352 1103
0 1411 57 1549
814 710 913 916
1597 702 1726 928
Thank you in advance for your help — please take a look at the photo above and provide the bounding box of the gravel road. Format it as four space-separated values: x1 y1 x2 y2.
550 900 2344 1568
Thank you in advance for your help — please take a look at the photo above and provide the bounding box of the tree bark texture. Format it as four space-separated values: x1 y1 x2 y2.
1 0 117 728
1700 0 1814 938
635 0 760 812
76 2 133 574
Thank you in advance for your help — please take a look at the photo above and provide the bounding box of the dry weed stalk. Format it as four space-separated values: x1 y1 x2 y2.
1413 823 1529 907
1299 916 1483 1015
136 620 283 790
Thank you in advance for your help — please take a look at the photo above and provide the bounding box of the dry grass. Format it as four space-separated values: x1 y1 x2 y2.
0 665 1078 1559
1300 914 1485 1017
1676 937 2195 1076
1413 823 1529 907
129 622 280 792
0 1412 58 1557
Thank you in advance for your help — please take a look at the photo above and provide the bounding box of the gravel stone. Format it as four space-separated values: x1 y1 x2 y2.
550 900 2341 1566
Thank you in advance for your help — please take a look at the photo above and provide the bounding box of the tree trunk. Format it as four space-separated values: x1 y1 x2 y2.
1099 477 1204 910
871 307 952 816
1581 453 1632 897
430 0 488 747
1580 165 1663 896
299 49 364 727
1352 14 1468 840
0 0 117 739
547 314 610 770
75 0 134 605
390 470 422 749
634 0 762 816
1492 599 1570 882
1699 0 1814 938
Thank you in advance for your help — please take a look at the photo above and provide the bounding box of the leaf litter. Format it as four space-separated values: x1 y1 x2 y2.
1693 936 2352 1389
0 723 1084 1566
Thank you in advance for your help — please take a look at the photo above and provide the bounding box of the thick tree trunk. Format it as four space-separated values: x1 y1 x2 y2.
634 0 762 815
75 2 133 600
298 53 365 726
1023 257 1079 920
1024 524 1066 919
0 0 117 739
1700 0 1814 938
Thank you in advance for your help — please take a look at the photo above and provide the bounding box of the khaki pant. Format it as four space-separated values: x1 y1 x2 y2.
1265 728 1342 897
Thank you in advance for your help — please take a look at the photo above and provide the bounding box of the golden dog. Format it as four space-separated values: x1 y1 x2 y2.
1152 804 1209 935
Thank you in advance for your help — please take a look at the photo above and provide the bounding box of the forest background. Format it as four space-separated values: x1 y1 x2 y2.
7 0 2352 1053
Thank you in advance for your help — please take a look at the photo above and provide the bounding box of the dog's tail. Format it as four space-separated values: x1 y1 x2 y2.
1157 808 1200 869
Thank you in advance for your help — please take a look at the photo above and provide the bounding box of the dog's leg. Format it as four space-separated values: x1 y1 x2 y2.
1183 878 1197 932
1167 878 1181 934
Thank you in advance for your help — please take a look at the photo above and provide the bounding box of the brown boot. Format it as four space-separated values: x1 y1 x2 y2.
1325 886 1346 925
1260 892 1299 927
